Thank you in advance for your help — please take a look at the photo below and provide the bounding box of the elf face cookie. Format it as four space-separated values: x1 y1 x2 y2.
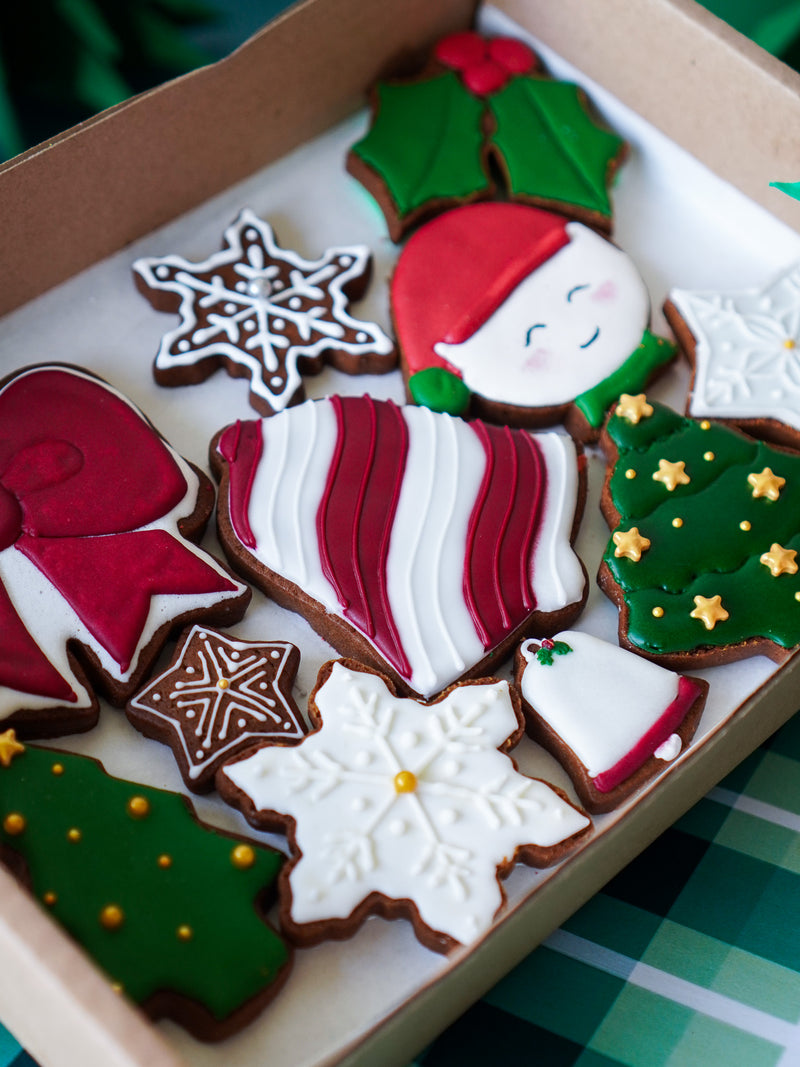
218 660 592 952
133 209 395 416
515 632 708 813
599 394 800 666
210 395 588 700
664 262 800 450
126 626 306 793
347 30 627 241
392 203 676 439
0 364 249 738
0 735 290 1041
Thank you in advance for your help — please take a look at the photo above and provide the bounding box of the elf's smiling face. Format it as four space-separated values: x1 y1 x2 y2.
434 223 649 408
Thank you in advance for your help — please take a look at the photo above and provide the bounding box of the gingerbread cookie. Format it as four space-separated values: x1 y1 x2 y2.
392 202 676 438
210 396 588 700
599 393 800 666
347 30 627 242
127 625 305 793
665 262 800 450
218 660 591 953
133 209 396 416
0 734 290 1041
515 632 708 812
0 364 249 739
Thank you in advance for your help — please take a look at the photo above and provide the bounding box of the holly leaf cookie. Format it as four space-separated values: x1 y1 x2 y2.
665 262 800 450
0 364 249 738
127 625 306 793
218 660 591 952
210 396 588 700
0 736 291 1041
599 394 800 666
347 31 627 241
133 209 396 416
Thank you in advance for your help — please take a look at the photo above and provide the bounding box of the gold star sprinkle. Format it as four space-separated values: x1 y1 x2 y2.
748 467 785 501
653 459 691 491
0 730 25 768
612 527 651 562
690 594 729 631
615 393 653 424
760 543 798 577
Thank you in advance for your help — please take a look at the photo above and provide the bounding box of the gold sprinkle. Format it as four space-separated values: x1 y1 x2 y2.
394 770 418 794
100 905 124 930
760 543 798 577
795 592 800 602
67 828 82 843
176 925 194 942
703 451 715 462
126 796 150 820
43 892 57 906
652 458 691 491
0 730 25 769
51 763 64 777
217 678 230 690
231 844 256 870
3 813 26 836
672 517 684 528
157 854 173 869
614 393 654 424
740 521 752 531
652 607 665 618
700 420 711 430
748 467 785 501
613 527 651 562
111 983 124 995
625 468 637 480
690 594 729 631
785 338 797 349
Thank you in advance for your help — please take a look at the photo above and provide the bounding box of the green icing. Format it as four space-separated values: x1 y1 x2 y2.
487 76 625 217
0 744 288 1022
575 330 677 428
408 366 471 415
351 73 488 219
603 399 800 655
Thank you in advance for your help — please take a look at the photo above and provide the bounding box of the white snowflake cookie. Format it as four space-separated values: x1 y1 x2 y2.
133 209 396 415
665 263 800 449
218 660 592 951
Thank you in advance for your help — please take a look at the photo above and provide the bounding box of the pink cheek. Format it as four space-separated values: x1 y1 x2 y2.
592 279 618 303
523 347 550 371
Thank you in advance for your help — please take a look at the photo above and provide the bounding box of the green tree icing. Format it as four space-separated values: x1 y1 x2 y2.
0 743 289 1027
602 401 800 657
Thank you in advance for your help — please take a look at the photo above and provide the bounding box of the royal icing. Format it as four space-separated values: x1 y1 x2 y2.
133 209 395 415
215 397 586 698
127 626 305 791
221 663 590 948
0 365 246 728
602 397 800 659
668 263 800 432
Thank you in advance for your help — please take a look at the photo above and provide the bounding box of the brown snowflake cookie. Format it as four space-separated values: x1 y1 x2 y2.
132 209 396 416
126 625 306 792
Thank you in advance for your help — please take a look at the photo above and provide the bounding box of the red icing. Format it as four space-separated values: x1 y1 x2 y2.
463 423 545 648
0 581 77 702
462 60 508 96
592 675 702 794
434 33 536 94
216 420 262 550
391 204 570 377
487 37 537 74
317 396 411 677
434 31 486 70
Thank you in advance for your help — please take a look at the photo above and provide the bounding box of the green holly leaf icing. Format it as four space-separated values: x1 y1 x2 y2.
350 72 488 220
408 366 471 415
487 76 626 218
0 744 289 1029
602 400 800 656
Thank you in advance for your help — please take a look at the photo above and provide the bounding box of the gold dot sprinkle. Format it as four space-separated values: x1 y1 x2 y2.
67 828 82 843
700 420 711 430
652 606 665 618
672 517 684 528
157 854 173 869
795 592 800 602
43 892 57 906
740 521 752 531
111 983 124 995
703 451 715 462
100 905 124 930
126 796 150 820
51 763 64 777
176 925 194 942
217 678 230 690
3 813 26 836
394 770 418 794
625 468 637 480
785 337 797 349
231 844 256 870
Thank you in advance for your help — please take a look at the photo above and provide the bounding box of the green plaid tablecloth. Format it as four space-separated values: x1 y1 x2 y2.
4 712 800 1067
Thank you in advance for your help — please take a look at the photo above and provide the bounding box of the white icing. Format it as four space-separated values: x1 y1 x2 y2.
530 434 586 613
222 664 589 946
0 366 247 723
433 223 649 408
133 209 394 413
654 734 682 762
672 262 800 429
519 630 681 779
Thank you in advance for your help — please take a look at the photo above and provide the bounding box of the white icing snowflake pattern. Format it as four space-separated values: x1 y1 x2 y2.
670 263 800 429
222 663 590 947
133 209 395 414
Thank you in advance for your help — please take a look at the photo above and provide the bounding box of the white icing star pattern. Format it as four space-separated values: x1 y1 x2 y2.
670 263 800 430
133 209 394 414
222 663 589 947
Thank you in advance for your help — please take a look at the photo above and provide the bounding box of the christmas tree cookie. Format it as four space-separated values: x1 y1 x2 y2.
347 30 627 241
599 393 800 666
0 734 291 1040
218 660 592 953
664 262 800 450
515 632 708 812
133 209 396 416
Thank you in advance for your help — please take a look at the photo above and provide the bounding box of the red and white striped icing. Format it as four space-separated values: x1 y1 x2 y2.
217 397 585 697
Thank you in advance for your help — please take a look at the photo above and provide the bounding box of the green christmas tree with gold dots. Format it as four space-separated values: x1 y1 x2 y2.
599 394 800 666
0 733 290 1040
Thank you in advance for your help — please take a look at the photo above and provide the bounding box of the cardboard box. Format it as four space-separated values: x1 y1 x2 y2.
3 2 800 1065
